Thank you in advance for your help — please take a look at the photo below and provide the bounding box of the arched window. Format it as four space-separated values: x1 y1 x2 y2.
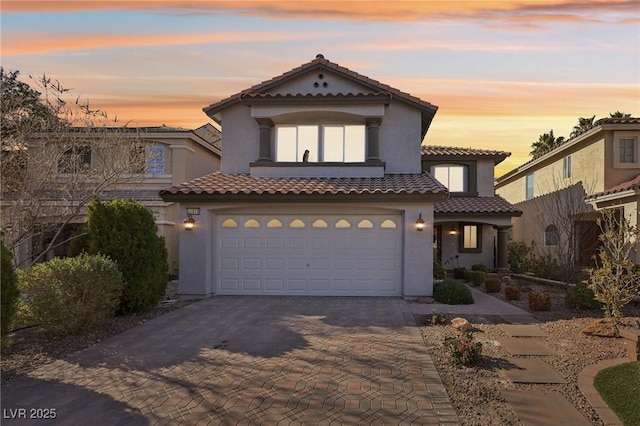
544 225 559 246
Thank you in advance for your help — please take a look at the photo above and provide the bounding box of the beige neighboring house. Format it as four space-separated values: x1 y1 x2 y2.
9 124 221 275
422 146 521 271
495 117 640 265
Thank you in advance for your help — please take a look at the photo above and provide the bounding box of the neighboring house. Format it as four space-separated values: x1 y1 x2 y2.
160 54 519 298
7 124 221 274
421 146 522 271
495 117 640 265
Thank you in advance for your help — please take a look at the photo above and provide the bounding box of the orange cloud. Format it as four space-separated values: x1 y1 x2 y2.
2 31 308 55
3 1 637 25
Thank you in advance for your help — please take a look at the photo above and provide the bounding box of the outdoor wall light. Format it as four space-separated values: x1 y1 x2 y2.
449 226 457 235
416 213 426 232
184 207 200 231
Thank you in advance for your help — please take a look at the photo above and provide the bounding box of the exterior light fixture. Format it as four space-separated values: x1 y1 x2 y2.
184 207 200 231
416 213 425 232
449 226 457 235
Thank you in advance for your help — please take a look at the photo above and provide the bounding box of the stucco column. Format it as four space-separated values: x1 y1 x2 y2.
496 226 510 270
256 118 274 162
366 118 381 161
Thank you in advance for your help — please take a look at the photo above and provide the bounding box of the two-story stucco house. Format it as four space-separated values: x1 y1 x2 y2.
8 124 221 275
495 117 640 265
422 146 521 271
160 55 520 298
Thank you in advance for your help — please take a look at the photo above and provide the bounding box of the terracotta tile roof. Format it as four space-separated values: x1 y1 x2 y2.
435 196 522 216
421 145 510 162
203 54 438 137
160 172 448 200
586 174 640 199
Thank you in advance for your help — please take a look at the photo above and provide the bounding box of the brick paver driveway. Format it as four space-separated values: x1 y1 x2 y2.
1 297 459 425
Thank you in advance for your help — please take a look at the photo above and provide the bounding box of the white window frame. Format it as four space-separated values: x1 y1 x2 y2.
613 132 640 168
146 144 165 175
432 164 468 192
525 172 534 200
275 124 365 163
563 155 571 179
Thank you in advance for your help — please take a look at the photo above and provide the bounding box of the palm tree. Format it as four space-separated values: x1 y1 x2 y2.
570 115 595 138
530 129 559 157
610 111 631 118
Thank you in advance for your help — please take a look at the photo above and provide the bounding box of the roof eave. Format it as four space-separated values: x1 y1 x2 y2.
159 191 449 203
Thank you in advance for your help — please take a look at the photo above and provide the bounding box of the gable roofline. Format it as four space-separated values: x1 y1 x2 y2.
421 145 510 165
495 117 640 186
203 54 438 138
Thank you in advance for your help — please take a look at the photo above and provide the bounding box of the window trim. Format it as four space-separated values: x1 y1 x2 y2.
459 223 482 253
613 133 640 168
274 124 366 163
431 164 469 193
525 172 534 200
563 155 571 179
421 159 478 196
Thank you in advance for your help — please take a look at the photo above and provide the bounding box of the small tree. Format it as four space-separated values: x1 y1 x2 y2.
585 210 640 323
86 199 168 314
1 236 20 350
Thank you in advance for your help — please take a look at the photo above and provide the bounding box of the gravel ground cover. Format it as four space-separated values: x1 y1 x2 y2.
419 279 640 426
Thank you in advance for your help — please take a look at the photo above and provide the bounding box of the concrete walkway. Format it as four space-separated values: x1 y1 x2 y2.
1 297 460 425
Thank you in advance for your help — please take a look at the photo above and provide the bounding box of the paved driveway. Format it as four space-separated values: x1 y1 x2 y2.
1 297 459 425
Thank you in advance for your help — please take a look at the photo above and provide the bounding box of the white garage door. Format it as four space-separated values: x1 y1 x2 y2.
216 214 402 296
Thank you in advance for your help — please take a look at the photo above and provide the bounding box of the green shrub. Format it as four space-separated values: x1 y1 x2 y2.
528 290 551 311
433 259 446 280
86 199 168 314
566 282 602 310
453 267 466 279
434 280 474 305
484 276 502 293
508 240 535 273
446 332 482 367
18 254 124 335
471 264 488 273
1 238 20 350
67 225 90 257
504 284 521 301
470 271 487 286
462 269 472 283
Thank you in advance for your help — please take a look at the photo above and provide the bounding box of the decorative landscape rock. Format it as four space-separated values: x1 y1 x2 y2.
451 317 473 332
581 319 618 337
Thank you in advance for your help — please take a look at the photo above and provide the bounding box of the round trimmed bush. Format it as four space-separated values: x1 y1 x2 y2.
18 254 124 335
470 270 487 286
471 264 489 273
434 280 474 305
504 284 521 301
484 276 502 293
566 282 602 310
1 238 20 350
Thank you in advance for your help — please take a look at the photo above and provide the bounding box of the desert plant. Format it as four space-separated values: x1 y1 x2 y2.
528 290 551 311
508 240 535 273
470 271 487 286
462 269 472 283
484 276 502 293
86 199 168 314
566 282 602 310
453 267 466 279
586 211 640 322
1 237 20 350
504 284 521 301
18 254 124 335
416 310 447 326
446 332 482 366
434 280 474 305
471 264 488 273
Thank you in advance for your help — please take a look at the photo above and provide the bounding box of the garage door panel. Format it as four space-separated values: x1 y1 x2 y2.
217 214 402 296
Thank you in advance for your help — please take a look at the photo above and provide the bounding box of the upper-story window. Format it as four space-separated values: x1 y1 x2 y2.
58 146 91 173
619 138 636 163
563 155 571 179
614 133 639 168
432 165 468 192
275 125 365 163
525 172 534 200
146 144 165 175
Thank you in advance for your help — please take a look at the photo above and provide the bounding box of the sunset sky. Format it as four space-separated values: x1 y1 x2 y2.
2 1 639 176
